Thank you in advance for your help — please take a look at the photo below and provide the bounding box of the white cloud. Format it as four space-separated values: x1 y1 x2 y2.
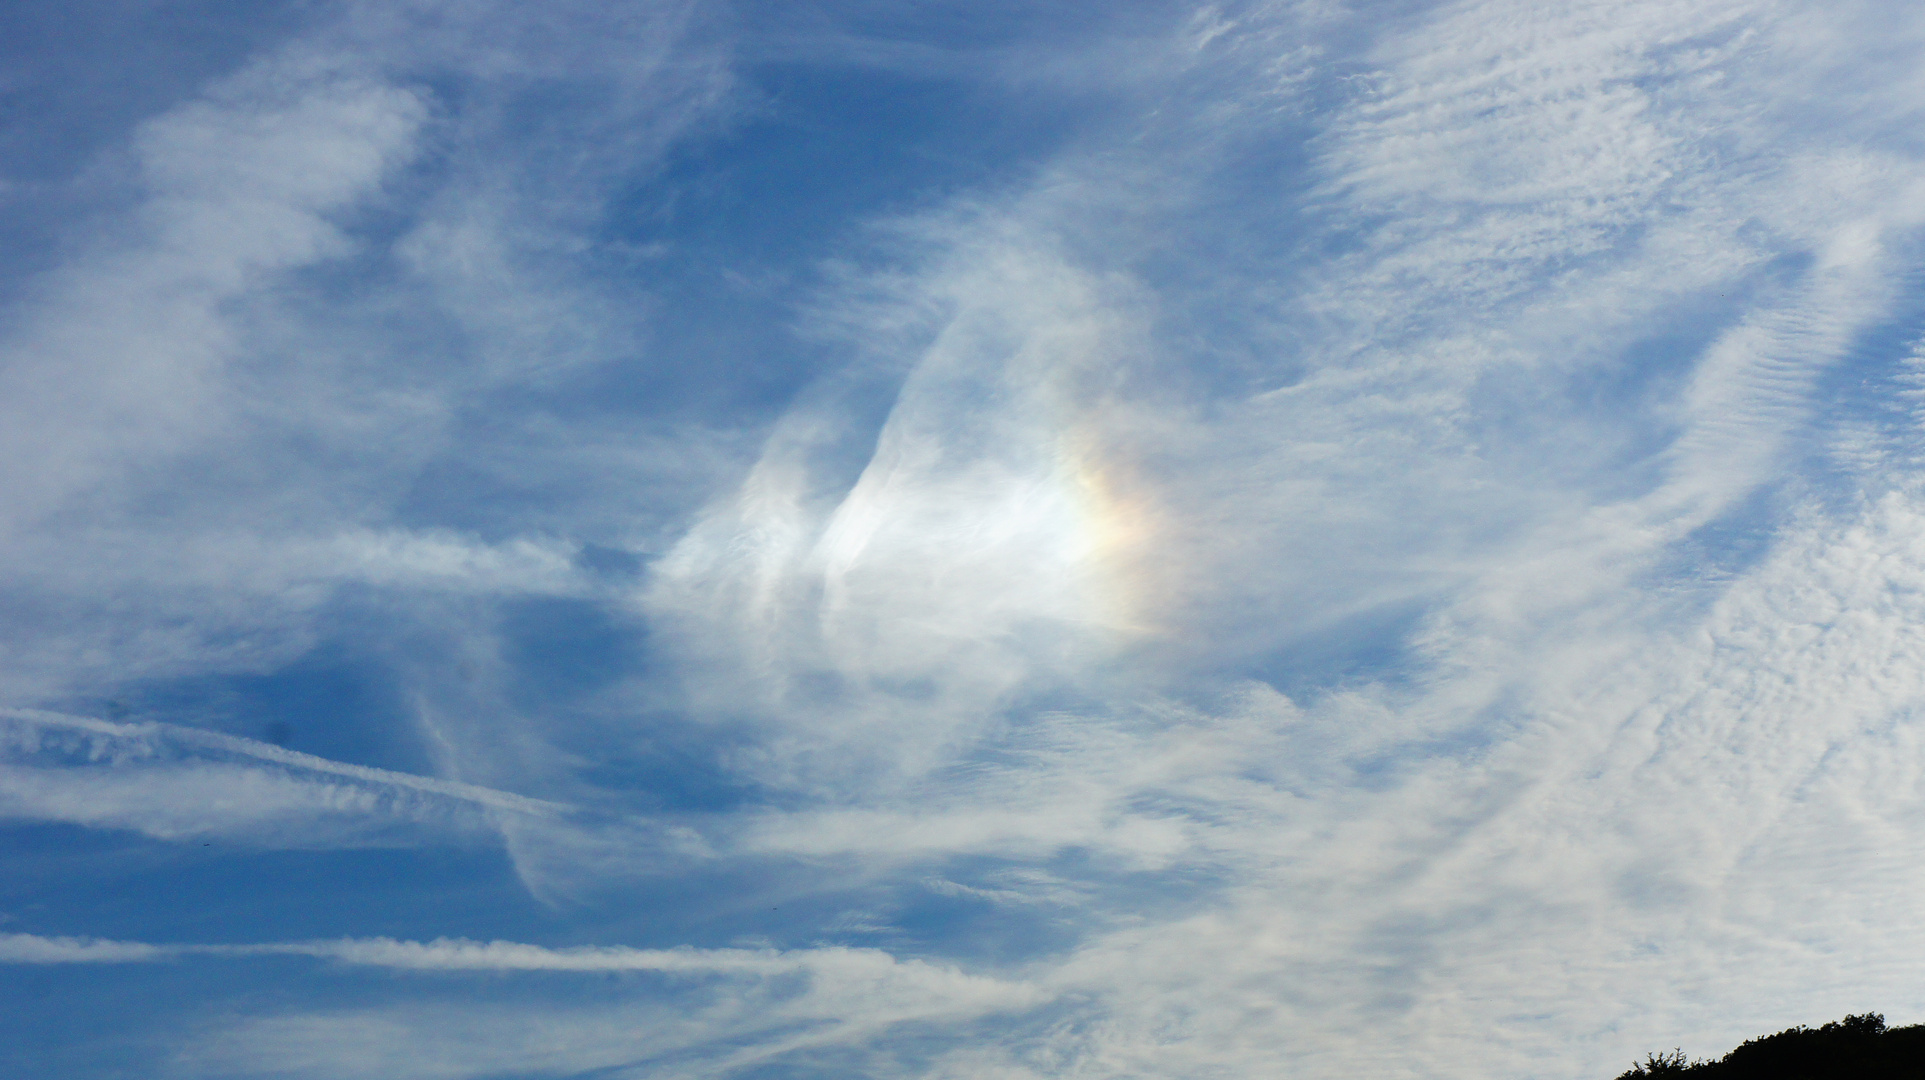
0 931 1047 1080
13 0 1925 1077
0 0 738 708
0 708 563 844
0 63 425 544
607 0 1925 1074
645 225 1164 789
0 933 172 964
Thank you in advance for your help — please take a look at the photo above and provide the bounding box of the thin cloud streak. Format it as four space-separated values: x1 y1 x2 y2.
1 709 568 817
0 708 567 844
0 932 1050 1080
0 930 1038 984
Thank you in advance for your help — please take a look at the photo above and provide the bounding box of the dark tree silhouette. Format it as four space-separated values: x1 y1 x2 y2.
1615 1014 1925 1079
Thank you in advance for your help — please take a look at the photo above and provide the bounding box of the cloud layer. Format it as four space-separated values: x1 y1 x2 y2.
6 0 1925 1078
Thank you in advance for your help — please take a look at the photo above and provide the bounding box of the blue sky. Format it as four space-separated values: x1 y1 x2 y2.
6 1 1925 1077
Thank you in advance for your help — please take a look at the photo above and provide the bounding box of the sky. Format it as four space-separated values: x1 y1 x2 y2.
4 0 1925 1077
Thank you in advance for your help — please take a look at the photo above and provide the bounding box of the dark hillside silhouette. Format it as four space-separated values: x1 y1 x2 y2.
1616 1014 1925 1079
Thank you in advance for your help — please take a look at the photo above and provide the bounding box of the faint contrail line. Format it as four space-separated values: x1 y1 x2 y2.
0 707 569 817
0 931 1028 985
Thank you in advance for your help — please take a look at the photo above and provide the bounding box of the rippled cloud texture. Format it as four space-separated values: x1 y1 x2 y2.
5 0 1925 1076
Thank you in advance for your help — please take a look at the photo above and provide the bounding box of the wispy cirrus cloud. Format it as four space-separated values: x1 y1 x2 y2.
0 0 738 702
10 0 1925 1078
0 931 1048 1080
0 708 565 844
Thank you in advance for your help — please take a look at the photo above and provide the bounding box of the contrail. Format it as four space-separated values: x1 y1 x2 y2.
0 707 569 818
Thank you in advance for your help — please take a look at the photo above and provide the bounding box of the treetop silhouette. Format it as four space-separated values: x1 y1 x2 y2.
1616 1013 1925 1079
